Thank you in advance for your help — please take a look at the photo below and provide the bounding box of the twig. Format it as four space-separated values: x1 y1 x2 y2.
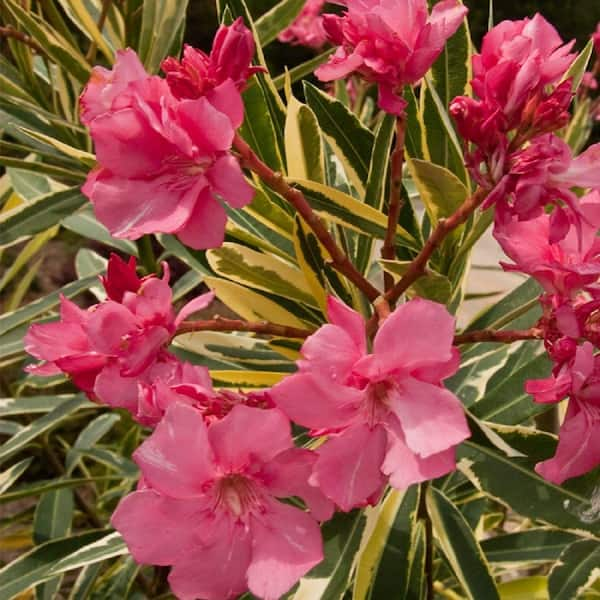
233 133 384 304
176 316 314 339
453 327 543 345
385 186 488 305
382 114 407 294
0 25 44 54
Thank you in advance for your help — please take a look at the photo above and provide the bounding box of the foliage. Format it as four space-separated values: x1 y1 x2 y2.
0 1 599 599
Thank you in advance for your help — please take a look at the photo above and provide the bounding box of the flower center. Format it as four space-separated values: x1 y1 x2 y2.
214 473 262 518
363 380 393 427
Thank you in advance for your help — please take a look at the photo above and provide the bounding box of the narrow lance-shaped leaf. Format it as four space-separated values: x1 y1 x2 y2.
427 487 500 600
548 539 600 600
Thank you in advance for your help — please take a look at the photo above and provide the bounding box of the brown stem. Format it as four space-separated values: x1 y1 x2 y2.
176 316 314 339
86 0 112 63
453 327 543 345
382 114 407 294
0 25 44 54
386 186 488 305
233 132 384 304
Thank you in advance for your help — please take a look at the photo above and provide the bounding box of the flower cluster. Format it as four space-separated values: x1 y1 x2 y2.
315 0 468 115
23 6 600 599
458 16 600 483
80 19 256 250
25 255 467 598
450 14 600 236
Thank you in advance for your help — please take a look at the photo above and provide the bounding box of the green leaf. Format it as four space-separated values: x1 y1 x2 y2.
66 413 121 475
137 0 190 73
407 158 468 227
0 457 33 494
0 531 107 599
240 80 286 171
0 186 86 247
34 487 74 600
380 259 452 303
498 577 549 600
272 50 334 90
3 0 91 83
562 39 594 92
33 488 74 544
7 166 52 200
206 242 316 306
428 487 499 600
0 396 90 466
482 529 580 564
464 277 542 333
0 476 120 504
292 179 417 250
284 91 325 183
548 539 600 600
254 0 304 46
304 82 374 193
354 486 420 600
305 511 367 600
420 72 468 185
564 99 593 154
404 520 427 600
0 394 91 417
68 563 103 600
458 440 600 535
470 351 551 425
356 113 396 273
63 206 138 254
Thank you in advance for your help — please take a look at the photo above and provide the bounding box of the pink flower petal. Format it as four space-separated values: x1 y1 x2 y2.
206 79 245 129
535 401 600 484
175 188 228 250
382 418 458 488
169 519 252 600
326 296 366 355
271 371 362 431
247 500 324 600
208 405 292 470
175 291 216 326
111 489 203 565
313 424 387 511
261 447 334 521
207 155 254 209
134 402 216 498
85 168 201 240
93 361 139 412
386 376 469 457
372 298 456 373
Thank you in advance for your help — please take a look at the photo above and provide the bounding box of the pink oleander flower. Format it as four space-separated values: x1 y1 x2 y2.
487 134 600 231
81 48 254 250
137 365 275 427
271 296 469 512
315 0 467 115
161 18 263 99
526 342 600 483
278 0 328 49
25 255 214 401
493 191 600 297
112 403 333 600
470 14 575 131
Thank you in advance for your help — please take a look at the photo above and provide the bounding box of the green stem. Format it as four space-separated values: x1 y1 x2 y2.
137 235 157 274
